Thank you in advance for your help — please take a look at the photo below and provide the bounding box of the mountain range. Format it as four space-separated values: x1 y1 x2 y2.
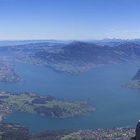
1 40 140 73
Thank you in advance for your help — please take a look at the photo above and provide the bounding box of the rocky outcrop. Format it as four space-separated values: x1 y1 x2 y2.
131 121 140 140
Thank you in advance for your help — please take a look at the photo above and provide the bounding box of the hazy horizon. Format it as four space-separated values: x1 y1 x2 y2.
1 38 140 41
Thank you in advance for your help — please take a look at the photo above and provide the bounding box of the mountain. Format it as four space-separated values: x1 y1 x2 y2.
34 41 140 63
90 39 140 46
30 41 140 73
31 41 124 73
0 40 70 47
35 41 121 63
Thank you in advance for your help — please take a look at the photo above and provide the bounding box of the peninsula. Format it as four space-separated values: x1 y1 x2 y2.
0 91 95 121
125 69 140 89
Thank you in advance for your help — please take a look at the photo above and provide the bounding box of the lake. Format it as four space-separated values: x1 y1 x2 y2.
3 62 140 132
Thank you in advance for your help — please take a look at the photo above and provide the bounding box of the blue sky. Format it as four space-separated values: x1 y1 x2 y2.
0 0 140 40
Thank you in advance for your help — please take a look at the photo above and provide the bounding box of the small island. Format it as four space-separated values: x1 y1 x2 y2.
0 91 95 121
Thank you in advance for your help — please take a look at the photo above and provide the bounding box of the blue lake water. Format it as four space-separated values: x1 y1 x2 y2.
3 62 140 132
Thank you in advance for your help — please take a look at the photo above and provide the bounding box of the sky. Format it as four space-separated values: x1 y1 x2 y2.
0 0 140 40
